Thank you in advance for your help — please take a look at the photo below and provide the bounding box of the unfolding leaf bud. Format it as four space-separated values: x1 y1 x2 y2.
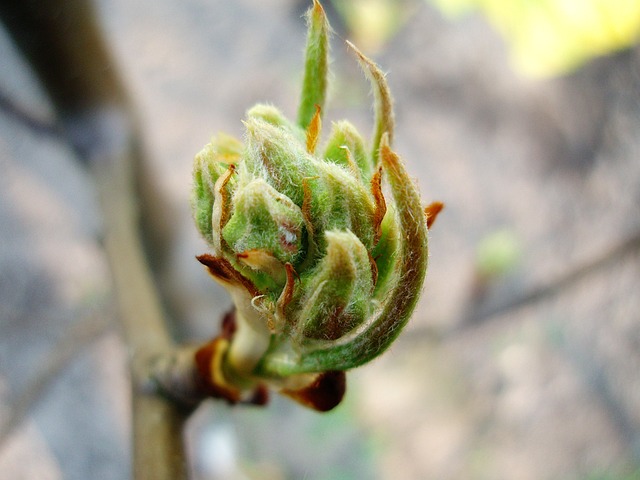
323 121 370 178
191 0 440 411
223 178 304 279
297 230 374 341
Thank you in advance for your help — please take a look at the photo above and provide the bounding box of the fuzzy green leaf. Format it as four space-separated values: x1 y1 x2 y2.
347 40 395 162
297 0 331 130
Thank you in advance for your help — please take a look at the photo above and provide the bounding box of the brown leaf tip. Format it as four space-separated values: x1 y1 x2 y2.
282 370 346 412
312 0 324 15
196 254 260 297
424 201 444 229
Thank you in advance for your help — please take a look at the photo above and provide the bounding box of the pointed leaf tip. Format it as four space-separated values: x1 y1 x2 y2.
425 202 444 229
347 40 395 162
297 0 330 130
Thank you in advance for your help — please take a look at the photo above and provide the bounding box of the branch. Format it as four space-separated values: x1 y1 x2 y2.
404 230 640 341
459 231 640 329
93 146 190 479
0 1 191 477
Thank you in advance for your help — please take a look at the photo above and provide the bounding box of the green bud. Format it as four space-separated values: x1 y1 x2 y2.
192 0 438 411
243 116 317 206
222 178 305 280
247 104 306 143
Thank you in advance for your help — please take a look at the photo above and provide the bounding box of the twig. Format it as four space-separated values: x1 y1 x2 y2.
0 91 62 139
0 1 192 478
463 231 640 326
404 230 640 341
93 146 190 479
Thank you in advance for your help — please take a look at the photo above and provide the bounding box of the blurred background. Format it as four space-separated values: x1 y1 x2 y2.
1 0 639 479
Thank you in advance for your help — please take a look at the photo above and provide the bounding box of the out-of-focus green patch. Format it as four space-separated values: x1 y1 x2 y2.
475 229 522 280
426 0 640 76
331 0 411 52
583 467 640 480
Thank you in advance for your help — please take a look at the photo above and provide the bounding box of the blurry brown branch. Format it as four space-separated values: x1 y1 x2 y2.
0 90 62 139
457 230 640 329
93 138 190 479
0 1 191 478
406 230 640 342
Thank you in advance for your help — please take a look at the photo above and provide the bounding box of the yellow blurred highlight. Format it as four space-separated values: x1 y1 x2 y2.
427 0 640 76
332 0 408 52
